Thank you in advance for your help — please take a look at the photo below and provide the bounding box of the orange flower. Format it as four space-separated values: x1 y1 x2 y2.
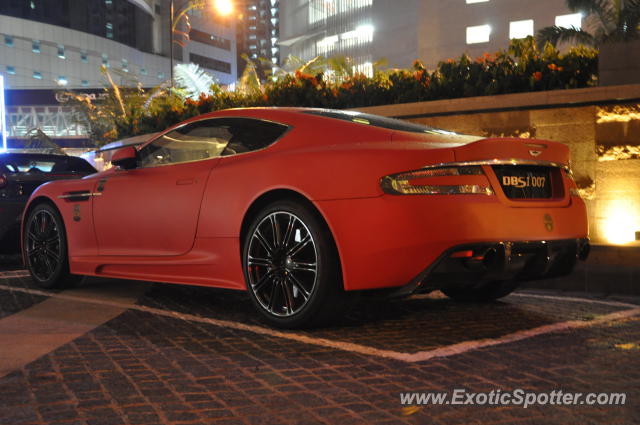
557 66 564 72
533 71 542 81
414 70 424 81
447 58 455 64
548 63 557 71
263 94 268 102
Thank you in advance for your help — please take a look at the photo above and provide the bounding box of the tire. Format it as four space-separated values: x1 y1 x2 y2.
23 203 82 289
441 280 518 302
242 200 346 328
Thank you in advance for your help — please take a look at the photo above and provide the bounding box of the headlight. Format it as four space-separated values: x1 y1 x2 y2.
380 165 494 195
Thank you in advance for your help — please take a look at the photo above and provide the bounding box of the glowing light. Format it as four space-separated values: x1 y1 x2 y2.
509 19 534 40
213 0 233 16
602 206 639 245
556 13 582 30
466 25 491 44
0 74 6 152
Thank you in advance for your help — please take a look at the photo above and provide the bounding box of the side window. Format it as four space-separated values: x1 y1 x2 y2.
220 118 289 156
137 118 288 167
138 119 233 167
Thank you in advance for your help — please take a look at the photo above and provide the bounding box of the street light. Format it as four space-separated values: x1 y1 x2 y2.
169 0 234 88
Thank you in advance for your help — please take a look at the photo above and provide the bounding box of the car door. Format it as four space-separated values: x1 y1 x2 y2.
92 119 233 256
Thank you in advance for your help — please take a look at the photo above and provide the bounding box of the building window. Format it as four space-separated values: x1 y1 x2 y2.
188 29 231 51
81 80 89 87
57 45 65 59
4 35 13 47
56 76 68 86
80 51 88 63
556 13 582 29
509 19 534 39
157 72 165 79
33 71 42 80
121 59 128 72
106 22 113 39
32 40 40 53
466 0 489 3
466 25 491 44
102 54 109 68
6 66 16 75
140 68 147 75
189 53 231 74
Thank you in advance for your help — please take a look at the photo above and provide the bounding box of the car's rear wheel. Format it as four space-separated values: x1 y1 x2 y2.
24 203 81 289
242 200 345 328
441 280 518 302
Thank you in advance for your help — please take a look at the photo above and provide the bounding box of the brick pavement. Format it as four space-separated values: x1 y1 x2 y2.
0 265 638 425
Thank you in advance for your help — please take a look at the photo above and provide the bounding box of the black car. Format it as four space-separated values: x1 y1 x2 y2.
0 152 96 253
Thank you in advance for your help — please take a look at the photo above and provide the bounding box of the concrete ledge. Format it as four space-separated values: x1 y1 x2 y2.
523 245 640 295
355 84 640 118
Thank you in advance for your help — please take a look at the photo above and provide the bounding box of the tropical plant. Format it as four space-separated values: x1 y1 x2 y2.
65 38 599 145
537 0 640 47
237 54 263 95
173 63 216 100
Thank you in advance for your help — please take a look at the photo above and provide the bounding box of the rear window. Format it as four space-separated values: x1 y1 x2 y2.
0 154 96 174
303 109 459 135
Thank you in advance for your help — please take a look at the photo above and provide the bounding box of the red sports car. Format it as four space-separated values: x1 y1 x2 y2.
22 108 589 328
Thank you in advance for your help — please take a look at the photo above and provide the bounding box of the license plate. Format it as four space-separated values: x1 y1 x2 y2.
492 165 552 199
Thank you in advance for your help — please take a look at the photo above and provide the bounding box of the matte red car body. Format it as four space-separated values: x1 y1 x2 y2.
22 108 588 292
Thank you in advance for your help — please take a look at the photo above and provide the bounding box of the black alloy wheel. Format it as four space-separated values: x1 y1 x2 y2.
24 203 81 289
243 200 346 328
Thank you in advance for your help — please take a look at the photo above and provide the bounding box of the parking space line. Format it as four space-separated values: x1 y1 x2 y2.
510 292 640 308
0 280 147 378
1 282 639 364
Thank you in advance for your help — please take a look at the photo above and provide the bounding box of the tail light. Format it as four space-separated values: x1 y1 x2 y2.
563 166 581 198
0 174 7 189
380 165 494 195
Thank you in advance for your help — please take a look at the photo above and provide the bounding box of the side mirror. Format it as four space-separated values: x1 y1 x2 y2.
111 146 137 170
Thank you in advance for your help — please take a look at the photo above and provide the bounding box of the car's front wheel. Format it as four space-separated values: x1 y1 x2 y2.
23 203 81 289
242 200 345 328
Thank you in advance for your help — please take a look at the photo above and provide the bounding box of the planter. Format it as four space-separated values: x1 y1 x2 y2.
598 39 640 86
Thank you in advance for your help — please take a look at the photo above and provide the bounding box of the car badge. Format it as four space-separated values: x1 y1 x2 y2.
529 150 542 157
543 213 553 232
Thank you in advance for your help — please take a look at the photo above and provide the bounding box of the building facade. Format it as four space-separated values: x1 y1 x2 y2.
279 0 583 73
235 0 280 78
0 0 236 147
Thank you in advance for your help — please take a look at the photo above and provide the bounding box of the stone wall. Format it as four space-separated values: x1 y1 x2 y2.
355 85 640 245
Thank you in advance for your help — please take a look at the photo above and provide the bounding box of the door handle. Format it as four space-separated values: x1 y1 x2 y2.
176 178 195 185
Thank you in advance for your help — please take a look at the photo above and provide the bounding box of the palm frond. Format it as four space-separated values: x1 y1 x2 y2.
297 55 325 74
536 26 597 47
327 56 355 78
237 54 262 94
173 63 215 100
567 0 618 31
